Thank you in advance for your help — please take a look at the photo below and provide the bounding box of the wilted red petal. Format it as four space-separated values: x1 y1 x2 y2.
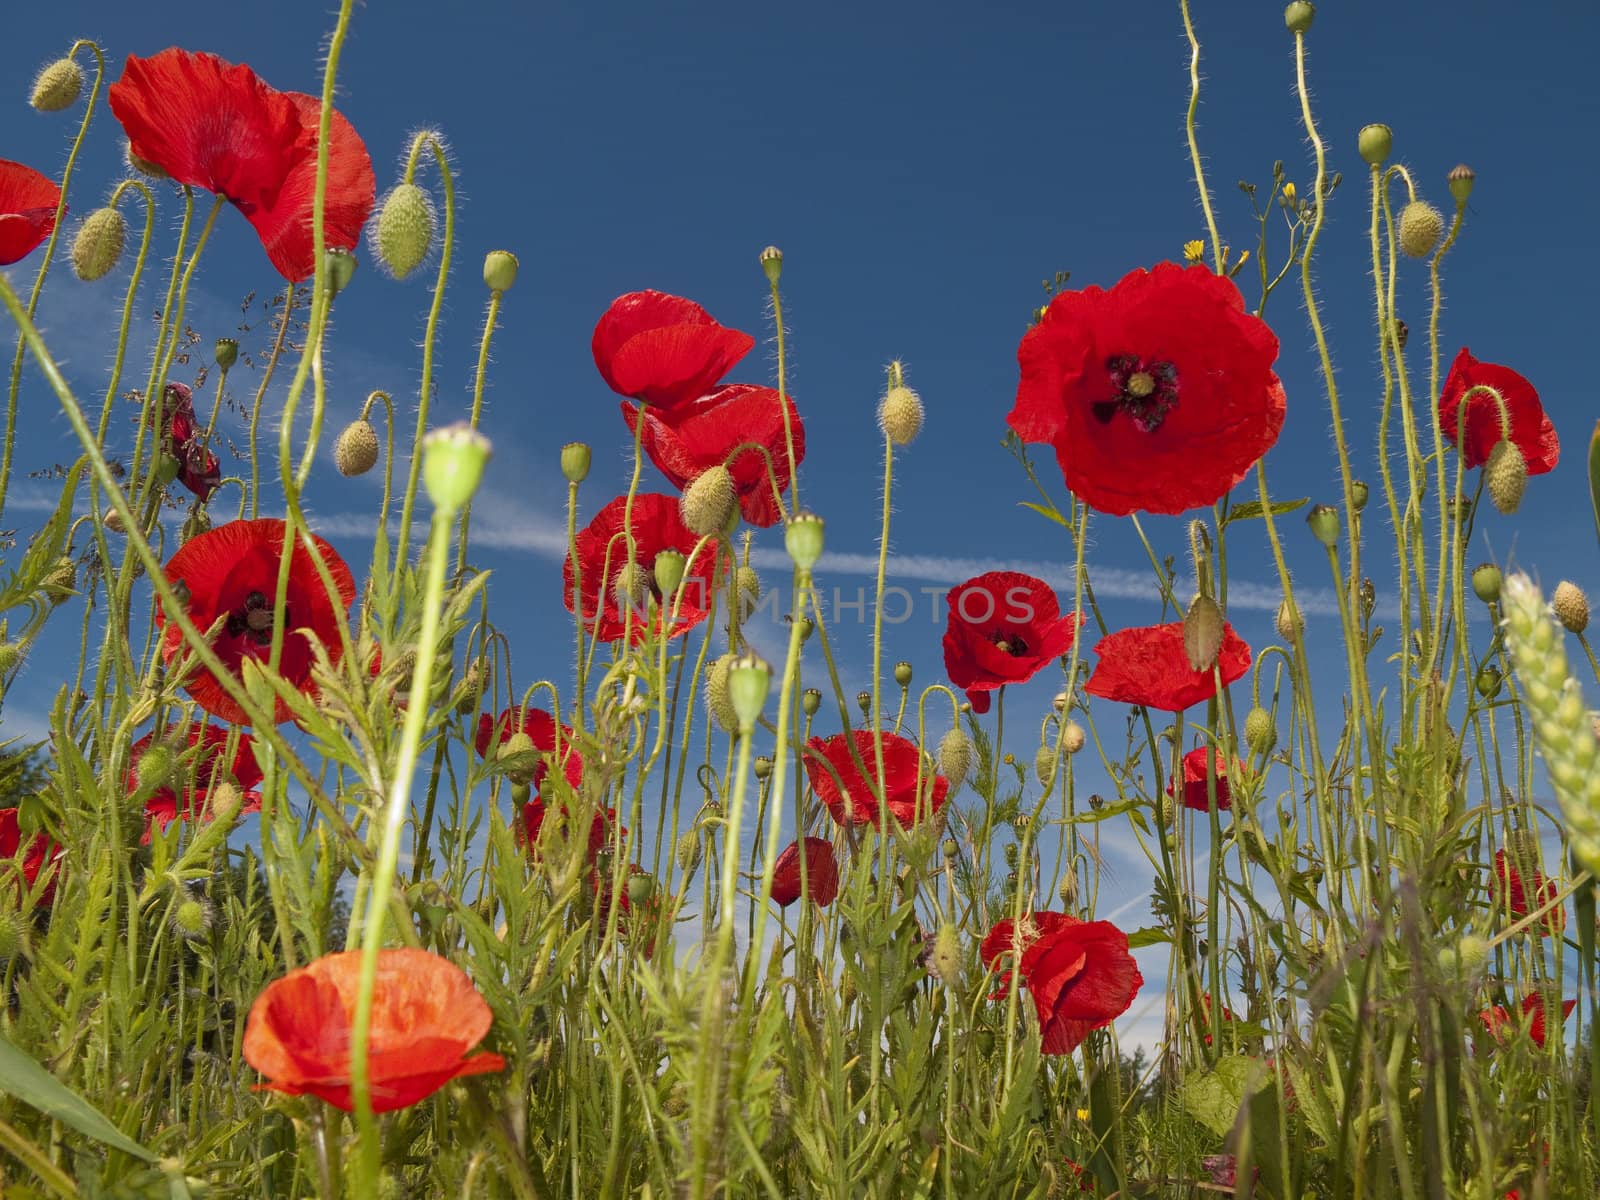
803 730 948 829
771 837 839 907
1438 348 1558 475
563 494 718 644
593 291 754 410
943 571 1082 709
0 158 62 265
1086 621 1251 712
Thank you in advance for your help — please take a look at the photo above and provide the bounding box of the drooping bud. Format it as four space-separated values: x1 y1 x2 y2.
561 442 592 484
1061 721 1086 755
1471 563 1503 604
930 922 961 984
453 658 487 715
1447 164 1475 205
653 549 686 600
421 423 491 510
126 143 168 180
878 385 924 446
1553 582 1590 634
893 661 913 688
1284 1 1315 34
214 338 239 371
498 731 537 785
483 250 518 293
705 654 738 732
760 245 783 285
72 208 126 282
676 829 702 874
1484 439 1527 515
1398 200 1444 258
1058 865 1078 908
733 566 761 617
372 183 435 280
938 728 973 790
1183 594 1225 672
1244 706 1277 755
681 465 737 537
1034 746 1057 788
1276 598 1304 641
1357 124 1393 166
41 556 76 604
801 688 821 717
785 510 825 570
0 640 23 676
1306 504 1340 546
334 418 380 477
30 58 82 112
728 654 770 729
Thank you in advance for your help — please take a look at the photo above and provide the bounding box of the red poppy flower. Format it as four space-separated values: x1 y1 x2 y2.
156 519 357 726
1168 746 1238 813
128 724 263 842
519 798 623 858
1479 994 1577 1049
1492 850 1564 935
771 837 840 907
242 947 504 1112
942 571 1083 714
622 383 805 527
1085 621 1252 712
592 290 754 411
1007 263 1286 516
0 807 63 905
0 158 62 265
980 911 1144 1054
564 493 719 643
473 707 584 793
1198 992 1237 1046
108 49 375 282
1437 348 1558 475
804 730 949 829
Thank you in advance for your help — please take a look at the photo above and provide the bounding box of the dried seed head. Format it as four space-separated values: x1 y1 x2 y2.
1554 582 1590 634
681 465 737 537
1275 598 1304 641
1484 439 1527 515
1398 200 1444 258
1447 164 1476 204
371 183 435 279
759 244 783 284
1183 594 1225 672
878 385 924 446
333 419 380 477
30 58 82 111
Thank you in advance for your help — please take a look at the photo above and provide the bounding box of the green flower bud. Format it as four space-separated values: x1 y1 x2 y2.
498 731 537 785
30 58 82 112
760 245 783 284
1284 1 1314 33
1458 934 1490 973
72 208 126 282
1058 866 1078 907
421 422 491 511
372 183 435 279
180 508 212 545
612 562 650 612
680 465 737 538
1307 504 1340 546
706 654 739 732
1398 200 1444 258
676 829 702 873
1471 563 1503 604
753 755 773 780
40 556 76 604
1357 124 1393 166
154 454 181 486
1244 706 1277 755
785 510 824 570
0 640 23 676
930 922 961 984
627 873 655 907
333 418 380 477
1484 439 1527 515
878 385 924 446
171 895 212 941
483 250 519 293
728 654 770 729
1447 164 1475 205
214 338 239 371
1351 480 1369 511
135 741 175 797
938 728 973 790
1034 746 1057 787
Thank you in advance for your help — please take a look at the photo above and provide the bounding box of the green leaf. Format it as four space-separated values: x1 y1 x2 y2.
1588 419 1600 548
1221 497 1308 526
1125 926 1171 949
0 1029 156 1162
1180 1052 1265 1138
1017 500 1069 527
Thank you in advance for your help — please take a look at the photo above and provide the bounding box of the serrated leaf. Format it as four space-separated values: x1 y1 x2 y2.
1222 497 1308 526
0 1029 156 1162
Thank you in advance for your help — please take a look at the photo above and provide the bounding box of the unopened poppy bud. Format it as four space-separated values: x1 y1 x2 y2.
0 640 22 675
942 838 959 860
627 873 655 907
1484 439 1527 515
856 691 872 719
1275 598 1303 641
30 58 82 111
1061 720 1086 755
893 661 913 688
652 549 686 600
1553 581 1590 634
214 338 239 371
72 208 126 282
1458 933 1489 973
171 895 213 941
1471 563 1503 604
1284 1 1314 33
421 422 491 511
1447 164 1475 204
706 654 738 732
1183 594 1225 672
135 742 175 796
498 731 536 783
206 779 243 824
483 249 518 293
930 922 961 983
734 565 761 612
41 556 76 603
1398 200 1444 258
676 829 702 873
1034 746 1057 787
125 143 167 179
801 687 821 716
613 562 650 612
324 248 357 297
753 755 773 780
154 453 181 486
729 654 770 728
1058 866 1078 907
681 464 736 537
1306 504 1339 546
938 728 973 790
785 510 824 570
760 245 783 284
1356 125 1392 168
1475 664 1503 699
878 385 924 446
453 659 487 714
372 183 434 279
1245 706 1276 754
1052 690 1069 713
180 509 211 545
797 616 815 642
1351 480 1369 511
334 418 380 477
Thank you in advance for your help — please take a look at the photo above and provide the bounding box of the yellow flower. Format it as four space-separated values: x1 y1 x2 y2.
1076 1108 1091 1122
1282 182 1297 205
1182 240 1205 264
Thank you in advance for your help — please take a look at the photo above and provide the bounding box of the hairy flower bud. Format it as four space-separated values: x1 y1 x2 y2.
1398 200 1444 258
676 829 702 874
126 143 168 180
1061 720 1086 755
1457 933 1489 974
706 654 739 732
1484 439 1527 515
1357 123 1393 166
681 465 737 537
878 385 924 446
560 442 592 484
1554 582 1590 634
938 728 973 790
1471 563 1503 604
372 183 435 279
41 556 76 604
1034 746 1057 788
30 58 82 111
171 895 213 941
134 741 175 797
334 418 380 477
1244 706 1277 755
1183 594 1225 672
1276 598 1303 642
612 562 650 613
483 249 518 293
72 208 126 282
930 922 961 984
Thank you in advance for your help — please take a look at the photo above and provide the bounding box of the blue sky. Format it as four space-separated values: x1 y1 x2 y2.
5 0 1599 1045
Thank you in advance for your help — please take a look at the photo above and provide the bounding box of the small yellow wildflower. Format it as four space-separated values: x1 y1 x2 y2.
1282 182 1297 205
1182 239 1205 264
1076 1108 1091 1122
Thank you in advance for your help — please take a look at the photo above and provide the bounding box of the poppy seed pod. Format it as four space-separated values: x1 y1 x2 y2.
675 828 702 873
1553 582 1590 634
681 465 737 537
1275 598 1303 641
705 654 738 732
797 616 815 642
1484 439 1527 515
1061 720 1086 755
942 838 959 860
856 691 872 719
1475 664 1503 699
1357 124 1393 166
1350 480 1369 512
753 755 773 780
728 654 770 728
1306 504 1340 546
785 510 824 570
1183 594 1225 673
878 385 924 446
1398 200 1444 258
72 208 126 282
483 249 518 293
1472 563 1503 603
1447 164 1475 204
760 244 783 284
333 418 380 477
938 727 973 790
215 338 239 371
626 873 655 907
653 549 686 600
1284 1 1314 33
372 182 434 279
560 442 591 484
30 58 83 111
1244 706 1276 754
421 423 491 510
801 687 821 716
894 661 913 688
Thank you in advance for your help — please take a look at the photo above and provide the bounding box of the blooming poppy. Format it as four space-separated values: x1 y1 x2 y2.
520 797 623 859
473 707 584 793
942 571 1083 714
1085 621 1251 712
1479 993 1577 1049
771 837 840 907
1168 746 1237 814
1007 263 1286 516
0 807 63 906
564 493 719 643
980 911 1144 1055
128 723 263 841
1492 850 1564 935
622 383 805 527
156 519 357 726
108 49 375 282
592 290 754 411
242 947 505 1112
0 158 62 265
1437 348 1558 475
804 730 949 829
1197 992 1237 1045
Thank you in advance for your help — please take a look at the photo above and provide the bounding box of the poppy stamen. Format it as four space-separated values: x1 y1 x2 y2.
1094 354 1181 432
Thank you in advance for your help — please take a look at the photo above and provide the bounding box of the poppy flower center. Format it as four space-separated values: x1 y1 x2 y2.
226 590 285 647
991 631 1029 656
1094 355 1180 432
